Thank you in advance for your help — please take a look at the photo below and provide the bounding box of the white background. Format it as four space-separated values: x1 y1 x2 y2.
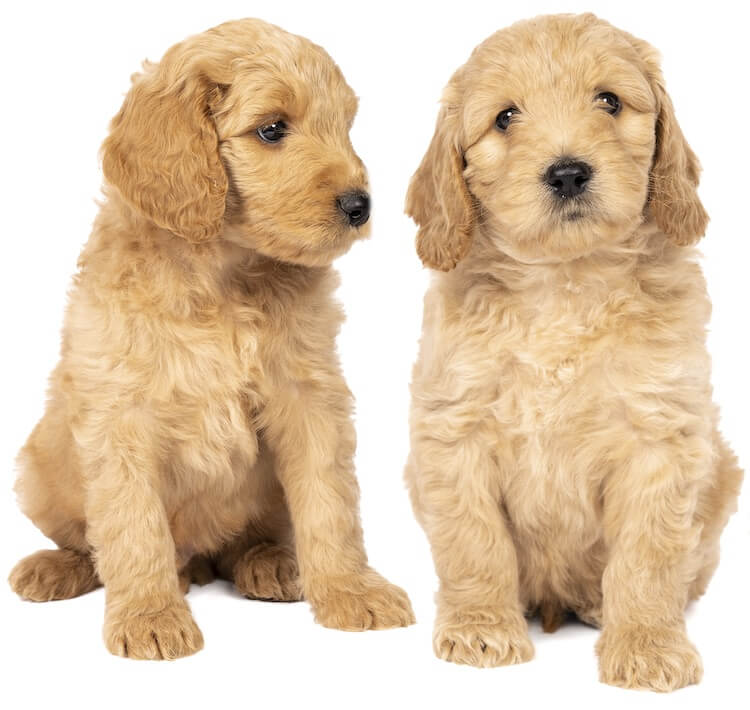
1 1 747 708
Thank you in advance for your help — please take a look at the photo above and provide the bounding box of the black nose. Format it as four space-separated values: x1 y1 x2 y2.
337 191 370 227
545 160 592 199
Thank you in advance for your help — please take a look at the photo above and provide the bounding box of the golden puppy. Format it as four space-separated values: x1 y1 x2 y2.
9 18 414 660
405 13 742 691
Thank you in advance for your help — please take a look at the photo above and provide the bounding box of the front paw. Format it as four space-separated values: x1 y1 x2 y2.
597 624 703 692
104 600 204 660
308 568 415 631
434 607 534 668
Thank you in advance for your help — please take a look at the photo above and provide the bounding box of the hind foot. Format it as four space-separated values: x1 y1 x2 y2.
233 543 302 601
9 548 100 601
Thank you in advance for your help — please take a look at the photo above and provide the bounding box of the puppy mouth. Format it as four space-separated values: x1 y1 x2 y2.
552 199 592 223
314 218 371 255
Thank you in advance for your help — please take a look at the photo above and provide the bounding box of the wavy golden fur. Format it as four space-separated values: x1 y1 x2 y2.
9 18 414 660
405 13 742 691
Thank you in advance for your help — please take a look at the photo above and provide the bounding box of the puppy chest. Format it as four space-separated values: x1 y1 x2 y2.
497 417 607 593
159 320 266 466
492 334 617 439
489 340 619 545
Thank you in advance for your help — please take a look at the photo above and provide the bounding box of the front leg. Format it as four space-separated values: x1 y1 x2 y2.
597 445 707 691
82 413 203 659
408 409 533 667
261 373 414 630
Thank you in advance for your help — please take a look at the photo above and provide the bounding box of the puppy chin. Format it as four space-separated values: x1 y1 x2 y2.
491 211 643 264
222 221 364 267
292 222 370 266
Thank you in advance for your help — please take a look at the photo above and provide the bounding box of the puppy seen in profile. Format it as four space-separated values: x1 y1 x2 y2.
9 18 414 660
405 13 742 691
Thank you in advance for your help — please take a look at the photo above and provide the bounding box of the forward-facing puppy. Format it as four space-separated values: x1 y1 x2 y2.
405 14 742 691
9 18 413 659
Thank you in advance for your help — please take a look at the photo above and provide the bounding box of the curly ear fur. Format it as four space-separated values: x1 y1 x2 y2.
649 85 708 245
628 36 708 246
102 40 229 243
406 94 476 271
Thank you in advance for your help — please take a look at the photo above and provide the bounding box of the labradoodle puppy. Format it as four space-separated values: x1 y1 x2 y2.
9 18 414 660
405 13 742 692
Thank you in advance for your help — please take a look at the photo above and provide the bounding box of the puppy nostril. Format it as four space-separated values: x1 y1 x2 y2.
545 160 592 199
337 191 370 227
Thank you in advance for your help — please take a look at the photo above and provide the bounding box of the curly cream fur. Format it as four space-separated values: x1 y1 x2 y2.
406 13 742 691
8 18 414 660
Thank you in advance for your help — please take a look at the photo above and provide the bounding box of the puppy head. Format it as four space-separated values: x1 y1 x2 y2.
102 19 368 266
407 14 707 268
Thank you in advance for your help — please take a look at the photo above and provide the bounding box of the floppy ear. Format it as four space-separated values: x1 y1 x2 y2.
632 39 708 246
405 97 476 271
101 42 228 243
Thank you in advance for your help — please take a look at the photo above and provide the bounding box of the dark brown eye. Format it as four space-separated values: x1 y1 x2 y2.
496 106 520 131
595 92 621 116
257 121 287 143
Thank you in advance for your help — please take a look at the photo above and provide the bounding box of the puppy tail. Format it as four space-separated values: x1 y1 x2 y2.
540 600 566 633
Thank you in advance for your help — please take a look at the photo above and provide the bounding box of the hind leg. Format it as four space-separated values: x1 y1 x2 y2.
9 548 100 601
11 544 210 602
227 541 302 602
690 434 743 600
214 527 303 602
213 511 303 602
10 404 98 602
213 444 302 602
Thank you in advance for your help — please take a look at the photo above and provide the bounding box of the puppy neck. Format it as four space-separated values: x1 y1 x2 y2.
83 192 327 311
451 221 678 297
